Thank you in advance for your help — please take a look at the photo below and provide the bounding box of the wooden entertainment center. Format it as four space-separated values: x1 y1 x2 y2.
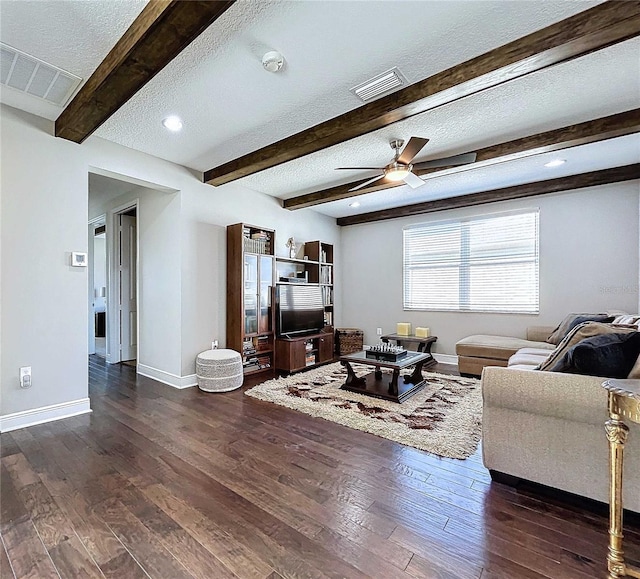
275 332 334 373
226 223 334 376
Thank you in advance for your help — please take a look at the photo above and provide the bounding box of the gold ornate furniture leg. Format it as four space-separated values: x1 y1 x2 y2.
602 379 640 579
605 413 629 579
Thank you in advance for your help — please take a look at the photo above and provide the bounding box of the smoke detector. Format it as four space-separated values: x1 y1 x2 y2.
262 51 285 73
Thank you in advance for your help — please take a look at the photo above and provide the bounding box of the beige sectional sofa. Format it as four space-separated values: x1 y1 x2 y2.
482 365 640 513
456 326 556 376
467 316 640 512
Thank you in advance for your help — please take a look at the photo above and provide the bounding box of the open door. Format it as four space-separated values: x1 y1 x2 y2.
120 212 137 362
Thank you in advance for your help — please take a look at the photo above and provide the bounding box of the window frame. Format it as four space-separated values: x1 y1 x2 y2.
403 208 540 314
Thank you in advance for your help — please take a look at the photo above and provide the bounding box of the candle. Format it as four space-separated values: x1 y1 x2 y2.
396 323 411 336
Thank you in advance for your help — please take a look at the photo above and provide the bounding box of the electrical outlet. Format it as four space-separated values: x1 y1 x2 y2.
20 366 32 389
376 327 382 336
211 340 219 350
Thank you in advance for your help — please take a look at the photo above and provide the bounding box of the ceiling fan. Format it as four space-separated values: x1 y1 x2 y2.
336 137 477 192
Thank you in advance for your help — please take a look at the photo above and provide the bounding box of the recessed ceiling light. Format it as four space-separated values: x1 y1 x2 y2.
262 51 285 73
162 115 183 132
349 201 361 208
544 158 566 168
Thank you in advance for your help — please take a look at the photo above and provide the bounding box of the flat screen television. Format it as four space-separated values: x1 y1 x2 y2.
276 283 325 337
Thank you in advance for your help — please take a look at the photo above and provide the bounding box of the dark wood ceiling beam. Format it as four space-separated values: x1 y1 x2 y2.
336 164 640 227
283 108 640 209
204 2 640 186
55 0 236 143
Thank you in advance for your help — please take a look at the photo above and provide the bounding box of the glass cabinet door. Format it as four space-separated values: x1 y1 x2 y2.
244 254 258 334
258 255 273 333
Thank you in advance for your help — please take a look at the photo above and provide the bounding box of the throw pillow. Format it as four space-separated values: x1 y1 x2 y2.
613 314 640 327
549 332 640 378
538 321 637 372
546 313 614 345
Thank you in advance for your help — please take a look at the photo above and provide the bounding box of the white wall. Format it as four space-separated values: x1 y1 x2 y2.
179 185 341 375
341 182 640 355
1 108 89 416
1 103 341 421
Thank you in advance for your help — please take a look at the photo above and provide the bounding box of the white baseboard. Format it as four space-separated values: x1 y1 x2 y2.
137 364 197 389
0 398 92 433
433 353 459 366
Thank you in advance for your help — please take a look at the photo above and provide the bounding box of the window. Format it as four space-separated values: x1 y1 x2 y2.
403 209 539 313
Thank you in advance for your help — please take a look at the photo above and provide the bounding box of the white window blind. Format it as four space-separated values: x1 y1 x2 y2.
403 209 539 313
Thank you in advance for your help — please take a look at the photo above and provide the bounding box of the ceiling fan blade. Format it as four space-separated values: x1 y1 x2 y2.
413 152 478 170
349 173 385 192
403 171 426 189
397 137 430 165
335 167 385 170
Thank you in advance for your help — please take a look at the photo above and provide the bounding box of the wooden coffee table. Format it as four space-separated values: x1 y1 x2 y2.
339 350 431 403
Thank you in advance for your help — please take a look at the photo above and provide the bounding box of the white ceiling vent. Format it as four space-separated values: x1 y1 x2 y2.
0 43 81 107
350 67 407 102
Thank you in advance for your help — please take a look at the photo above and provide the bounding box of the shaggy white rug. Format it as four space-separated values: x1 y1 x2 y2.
245 362 481 459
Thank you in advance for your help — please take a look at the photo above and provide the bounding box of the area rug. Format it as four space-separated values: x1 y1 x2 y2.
245 362 481 459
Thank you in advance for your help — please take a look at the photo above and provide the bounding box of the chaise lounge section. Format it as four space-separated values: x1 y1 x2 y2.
455 326 555 376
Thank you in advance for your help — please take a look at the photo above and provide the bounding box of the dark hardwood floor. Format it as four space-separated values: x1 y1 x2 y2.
1 356 639 578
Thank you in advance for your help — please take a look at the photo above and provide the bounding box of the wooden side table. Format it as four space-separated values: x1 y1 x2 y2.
380 334 437 368
602 379 640 579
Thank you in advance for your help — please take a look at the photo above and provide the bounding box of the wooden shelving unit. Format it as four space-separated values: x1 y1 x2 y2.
274 240 335 373
304 241 334 328
226 223 276 376
228 227 335 375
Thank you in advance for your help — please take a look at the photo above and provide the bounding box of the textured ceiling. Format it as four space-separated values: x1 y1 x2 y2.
94 0 602 171
240 38 640 207
1 0 637 220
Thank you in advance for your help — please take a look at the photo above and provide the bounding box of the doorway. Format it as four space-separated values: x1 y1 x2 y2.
118 207 138 365
88 216 107 357
93 222 107 357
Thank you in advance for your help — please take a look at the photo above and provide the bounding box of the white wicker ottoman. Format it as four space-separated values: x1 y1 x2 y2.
196 349 243 392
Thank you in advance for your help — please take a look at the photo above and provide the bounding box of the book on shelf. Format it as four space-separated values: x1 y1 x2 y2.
320 265 332 284
243 356 271 370
321 286 333 306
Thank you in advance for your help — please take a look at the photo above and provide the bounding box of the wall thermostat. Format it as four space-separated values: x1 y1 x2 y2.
71 252 87 267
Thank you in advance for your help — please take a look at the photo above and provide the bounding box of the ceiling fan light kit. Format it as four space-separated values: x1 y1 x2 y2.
385 164 411 182
337 137 479 192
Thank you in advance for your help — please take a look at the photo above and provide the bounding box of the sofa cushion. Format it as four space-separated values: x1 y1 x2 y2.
508 348 552 367
549 332 640 378
539 321 637 372
456 335 554 361
546 313 614 345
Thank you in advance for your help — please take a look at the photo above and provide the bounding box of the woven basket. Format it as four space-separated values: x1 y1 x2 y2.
335 328 364 355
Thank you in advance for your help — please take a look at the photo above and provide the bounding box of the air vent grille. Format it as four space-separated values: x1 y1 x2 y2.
0 43 81 106
350 67 407 102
